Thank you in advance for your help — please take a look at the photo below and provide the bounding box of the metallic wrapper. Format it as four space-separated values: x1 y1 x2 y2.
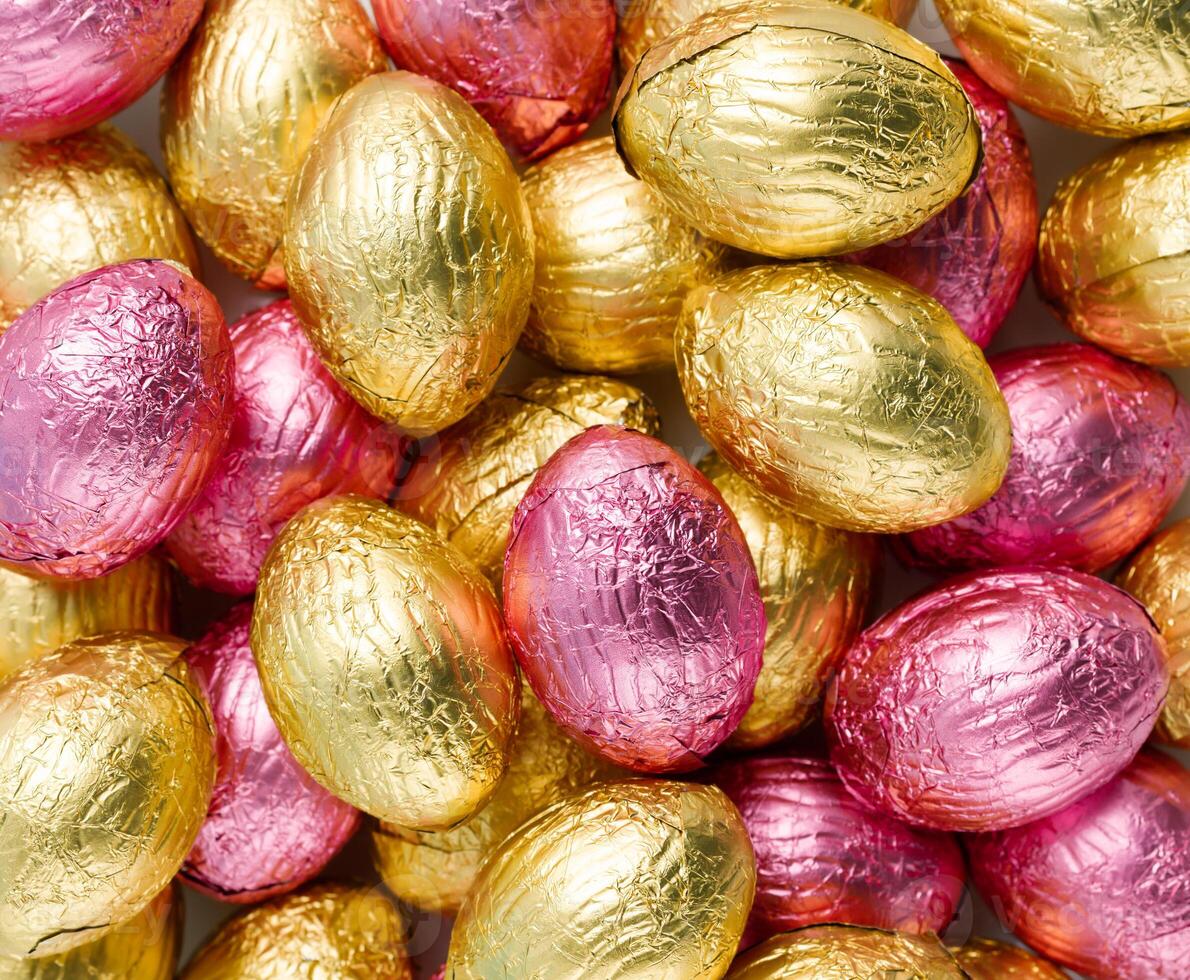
283 71 534 434
162 0 386 289
0 261 234 580
0 125 199 330
900 344 1190 573
727 925 966 979
612 1 981 258
182 605 361 904
396 374 660 586
952 938 1069 979
166 299 401 595
0 0 202 141
826 567 1167 832
0 633 215 958
676 262 1011 534
251 495 519 829
968 749 1190 979
1037 132 1190 367
446 779 755 979
503 426 765 772
935 0 1190 137
373 0 615 160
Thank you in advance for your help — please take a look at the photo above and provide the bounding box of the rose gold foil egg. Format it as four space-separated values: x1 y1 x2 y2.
968 749 1190 979
826 567 1168 832
951 938 1069 979
503 426 765 772
727 925 966 979
0 261 233 580
166 299 400 595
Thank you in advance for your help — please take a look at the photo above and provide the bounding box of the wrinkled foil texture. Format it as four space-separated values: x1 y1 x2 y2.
951 937 1069 979
726 925 966 979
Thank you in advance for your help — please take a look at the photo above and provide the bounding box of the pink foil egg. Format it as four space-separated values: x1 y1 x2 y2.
503 425 765 772
899 343 1190 573
182 603 361 903
0 260 233 580
825 567 1167 832
166 300 403 595
0 0 203 142
968 749 1190 979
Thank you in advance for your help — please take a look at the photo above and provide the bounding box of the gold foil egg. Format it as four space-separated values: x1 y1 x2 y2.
162 0 386 290
677 262 1011 533
727 925 967 979
612 0 981 258
446 779 755 979
952 938 1069 979
0 633 214 958
251 495 519 829
284 71 535 434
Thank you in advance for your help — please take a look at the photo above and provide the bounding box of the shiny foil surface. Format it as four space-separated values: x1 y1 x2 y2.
251 495 519 829
0 0 203 141
0 633 215 958
826 567 1168 832
181 604 361 904
162 0 386 289
0 125 200 330
284 71 535 434
900 344 1190 573
1038 132 1190 367
726 925 966 979
676 262 1011 533
0 260 234 580
968 749 1190 979
935 0 1190 137
446 779 755 979
952 937 1069 979
373 0 615 160
503 426 765 772
520 137 728 374
166 299 400 595
612 1 981 258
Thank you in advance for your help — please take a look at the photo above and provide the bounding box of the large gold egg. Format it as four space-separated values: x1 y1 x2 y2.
952 938 1068 979
0 633 214 958
162 0 385 290
284 71 535 434
612 0 980 258
251 495 519 829
727 925 966 979
677 262 1011 533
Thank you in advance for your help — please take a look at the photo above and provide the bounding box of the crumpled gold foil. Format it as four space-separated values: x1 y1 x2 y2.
727 925 967 978
612 0 980 258
951 937 1068 979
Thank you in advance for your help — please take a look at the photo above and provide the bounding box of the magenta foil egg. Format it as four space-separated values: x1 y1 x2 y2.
0 260 233 580
826 567 1167 832
503 425 765 772
968 749 1190 979
166 300 402 595
182 603 361 903
899 343 1190 573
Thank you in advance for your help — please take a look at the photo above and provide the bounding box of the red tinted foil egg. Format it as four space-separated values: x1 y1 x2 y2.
373 0 616 160
182 604 361 903
503 425 764 772
899 344 1190 573
968 749 1190 979
166 300 401 595
0 260 233 580
826 567 1167 831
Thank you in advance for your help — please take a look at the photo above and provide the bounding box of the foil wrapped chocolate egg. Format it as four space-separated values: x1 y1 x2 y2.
252 495 519 829
446 779 755 979
952 938 1069 979
676 262 1011 533
161 0 386 290
899 344 1190 573
503 426 765 772
397 374 660 586
284 71 534 434
0 633 215 958
727 925 966 979
826 567 1167 832
166 299 401 595
968 749 1190 978
612 1 981 258
935 0 1190 137
0 260 234 580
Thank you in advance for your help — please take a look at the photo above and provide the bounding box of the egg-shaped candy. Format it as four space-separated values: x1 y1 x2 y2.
446 779 755 979
503 426 764 772
727 925 967 979
951 938 1068 979
826 567 1167 831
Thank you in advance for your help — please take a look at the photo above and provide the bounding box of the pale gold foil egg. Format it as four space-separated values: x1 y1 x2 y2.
952 937 1069 979
727 925 967 979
